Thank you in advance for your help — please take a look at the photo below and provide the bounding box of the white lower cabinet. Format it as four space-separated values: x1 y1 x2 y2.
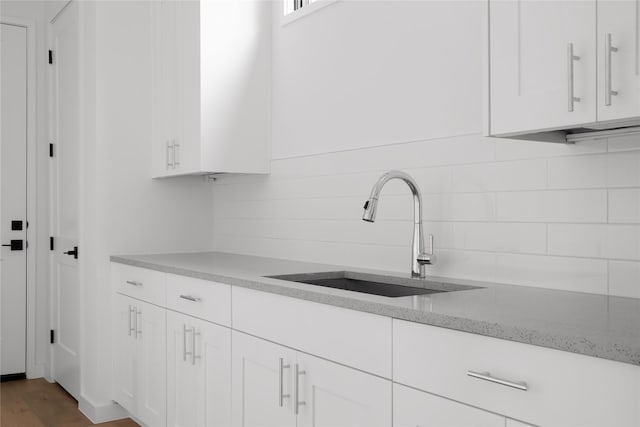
231 331 392 427
166 310 231 427
113 293 166 427
296 352 391 427
393 384 504 427
231 331 298 427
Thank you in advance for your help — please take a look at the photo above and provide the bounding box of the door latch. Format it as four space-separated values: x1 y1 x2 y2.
64 246 79 259
2 240 23 251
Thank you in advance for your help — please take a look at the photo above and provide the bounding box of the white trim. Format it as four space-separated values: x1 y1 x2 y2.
78 395 128 424
0 16 43 380
281 0 339 27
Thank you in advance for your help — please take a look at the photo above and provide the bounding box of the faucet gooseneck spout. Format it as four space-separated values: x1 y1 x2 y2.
362 170 436 278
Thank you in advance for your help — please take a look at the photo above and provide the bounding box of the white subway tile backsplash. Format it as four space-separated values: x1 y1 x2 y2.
496 190 607 223
451 159 546 193
495 254 608 293
548 224 640 261
213 133 640 297
609 189 640 223
452 222 546 254
609 261 640 298
494 138 606 161
608 134 640 153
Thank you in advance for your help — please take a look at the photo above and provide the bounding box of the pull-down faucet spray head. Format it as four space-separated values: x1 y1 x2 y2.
362 198 379 222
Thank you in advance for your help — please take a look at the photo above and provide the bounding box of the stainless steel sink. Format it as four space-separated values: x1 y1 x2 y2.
266 271 480 298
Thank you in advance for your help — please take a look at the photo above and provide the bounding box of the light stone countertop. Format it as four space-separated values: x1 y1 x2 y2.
110 251 640 367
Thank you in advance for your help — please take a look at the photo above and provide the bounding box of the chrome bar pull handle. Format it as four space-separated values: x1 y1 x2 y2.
467 370 528 391
126 280 142 287
128 305 135 336
294 363 306 415
136 309 142 338
179 294 201 302
605 33 619 106
173 141 180 168
192 328 200 365
182 324 188 361
567 43 581 112
279 358 291 407
166 140 173 169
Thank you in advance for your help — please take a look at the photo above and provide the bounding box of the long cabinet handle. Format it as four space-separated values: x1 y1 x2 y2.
183 324 191 361
192 328 200 365
166 140 173 169
279 358 291 407
136 309 142 337
173 141 180 168
567 43 581 112
179 294 201 302
128 305 135 336
294 363 306 415
126 280 142 287
605 33 619 106
467 370 528 391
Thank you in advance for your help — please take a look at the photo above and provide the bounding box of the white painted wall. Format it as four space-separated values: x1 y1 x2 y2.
78 0 215 413
212 0 640 298
0 0 51 379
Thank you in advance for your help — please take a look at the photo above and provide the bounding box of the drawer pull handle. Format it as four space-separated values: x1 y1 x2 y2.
279 358 291 407
467 370 528 391
179 294 201 302
126 280 142 287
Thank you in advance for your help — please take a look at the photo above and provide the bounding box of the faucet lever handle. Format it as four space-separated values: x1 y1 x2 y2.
417 235 437 266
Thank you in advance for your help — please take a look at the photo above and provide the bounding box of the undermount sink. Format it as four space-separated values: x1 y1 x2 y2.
266 271 480 298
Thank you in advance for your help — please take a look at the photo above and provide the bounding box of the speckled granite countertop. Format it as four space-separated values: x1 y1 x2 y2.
111 252 640 366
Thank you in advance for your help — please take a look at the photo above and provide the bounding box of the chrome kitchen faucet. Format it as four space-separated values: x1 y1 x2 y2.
362 170 436 278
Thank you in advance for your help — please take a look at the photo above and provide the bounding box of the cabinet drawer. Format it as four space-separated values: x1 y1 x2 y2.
112 263 166 306
393 319 640 426
166 274 231 326
232 286 392 378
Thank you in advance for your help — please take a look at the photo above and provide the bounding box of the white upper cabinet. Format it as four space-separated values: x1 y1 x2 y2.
151 0 271 178
489 0 597 136
598 0 640 123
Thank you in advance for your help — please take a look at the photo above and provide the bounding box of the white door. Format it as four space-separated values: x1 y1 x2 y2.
136 300 166 427
50 0 81 399
167 311 231 427
296 352 392 427
489 0 597 135
393 384 505 427
598 1 640 122
0 22 28 377
231 331 297 427
113 294 138 414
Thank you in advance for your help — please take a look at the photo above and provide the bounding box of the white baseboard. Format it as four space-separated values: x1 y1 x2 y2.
78 395 128 424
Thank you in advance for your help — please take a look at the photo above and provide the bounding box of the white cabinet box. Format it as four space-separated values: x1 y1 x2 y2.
393 319 640 426
151 0 271 177
113 293 166 427
231 330 391 427
166 310 231 427
488 0 640 137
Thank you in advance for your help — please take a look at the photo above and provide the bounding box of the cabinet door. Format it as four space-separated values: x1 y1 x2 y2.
393 384 504 427
151 0 181 177
136 300 167 427
167 311 232 427
231 331 297 427
598 1 640 122
113 294 137 414
490 0 596 135
296 353 392 427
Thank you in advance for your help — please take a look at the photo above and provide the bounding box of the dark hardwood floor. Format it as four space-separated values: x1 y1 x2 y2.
0 378 138 427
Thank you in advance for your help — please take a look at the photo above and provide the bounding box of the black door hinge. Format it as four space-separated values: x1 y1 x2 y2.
50 330 55 344
50 236 54 251
48 50 53 64
49 143 54 157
